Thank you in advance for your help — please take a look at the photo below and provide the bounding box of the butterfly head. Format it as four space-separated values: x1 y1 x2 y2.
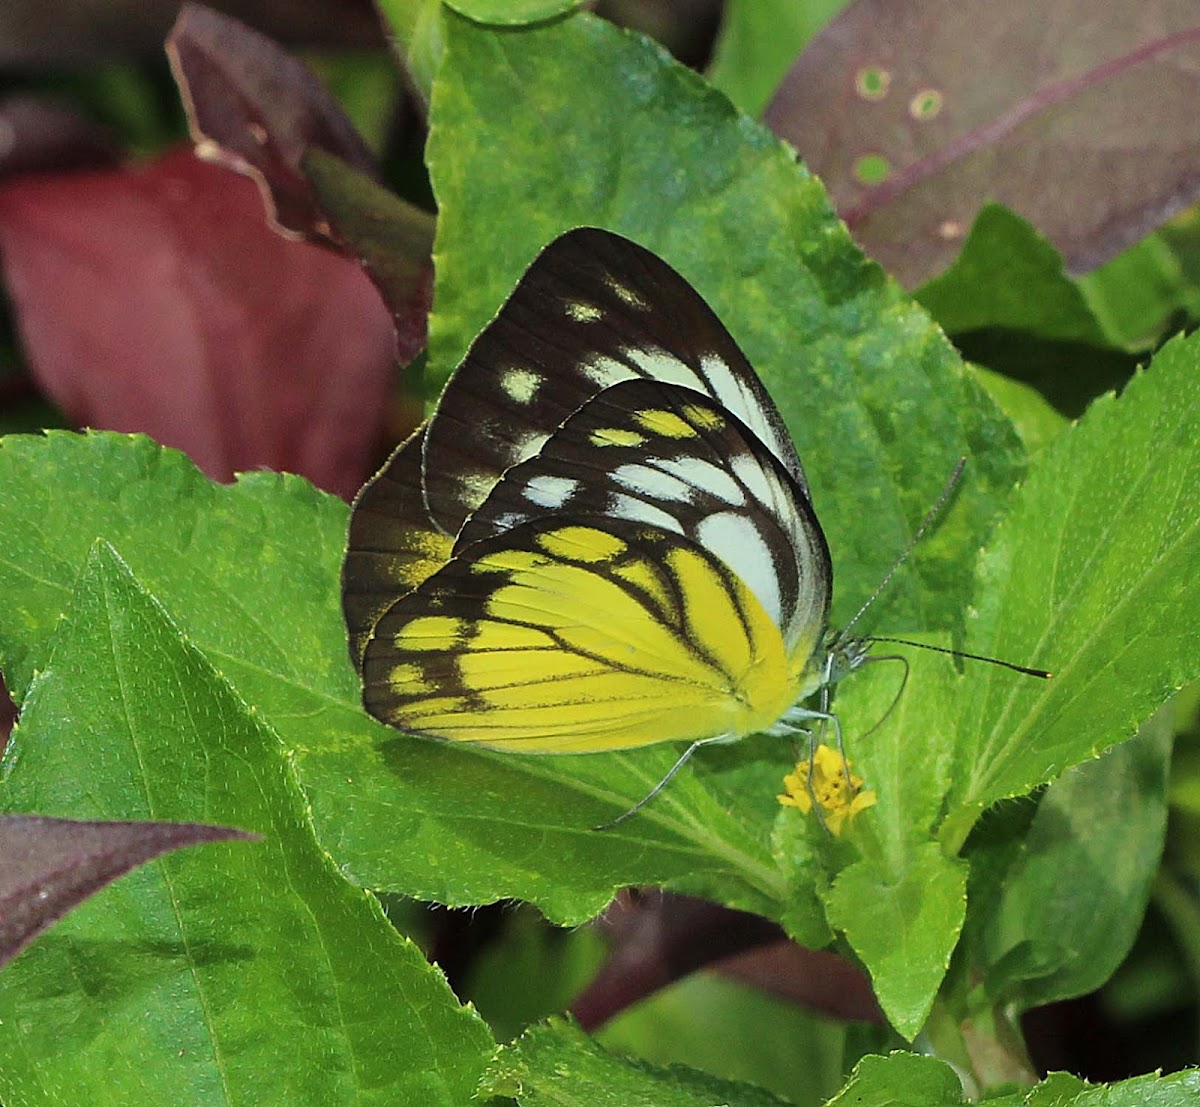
822 630 872 693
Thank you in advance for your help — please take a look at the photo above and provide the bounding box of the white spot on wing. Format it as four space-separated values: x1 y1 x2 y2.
490 511 527 534
699 352 788 462
658 456 746 505
523 474 580 509
730 453 786 514
608 494 683 533
697 512 782 626
500 367 542 404
611 463 694 503
512 430 550 463
579 354 634 386
622 347 701 389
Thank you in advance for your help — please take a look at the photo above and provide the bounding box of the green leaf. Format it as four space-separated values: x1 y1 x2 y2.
0 431 352 708
823 1052 966 1106
705 0 844 118
974 713 1171 1011
1022 1070 1200 1105
825 843 968 1039
772 650 965 1031
1079 212 1200 349
804 1054 1200 1106
916 205 1107 344
444 0 583 23
916 205 1138 417
596 972 846 1107
946 331 1200 841
0 541 492 1106
968 365 1069 458
481 1017 792 1106
427 8 1024 639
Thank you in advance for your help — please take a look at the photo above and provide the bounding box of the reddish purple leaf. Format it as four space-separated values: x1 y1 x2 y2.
302 149 434 358
0 815 256 969
569 892 879 1030
765 1 1200 287
0 147 397 499
166 2 381 242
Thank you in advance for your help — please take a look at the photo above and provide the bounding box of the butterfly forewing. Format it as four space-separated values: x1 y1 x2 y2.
455 378 831 665
420 227 808 538
361 517 800 753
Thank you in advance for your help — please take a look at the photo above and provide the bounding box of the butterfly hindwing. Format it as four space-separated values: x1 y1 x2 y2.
342 423 453 667
361 516 799 753
420 227 809 538
455 378 831 665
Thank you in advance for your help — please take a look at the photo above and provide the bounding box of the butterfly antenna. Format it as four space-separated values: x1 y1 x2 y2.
841 456 967 637
866 636 1051 679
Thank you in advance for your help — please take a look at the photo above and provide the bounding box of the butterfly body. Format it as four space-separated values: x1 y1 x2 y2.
343 227 846 787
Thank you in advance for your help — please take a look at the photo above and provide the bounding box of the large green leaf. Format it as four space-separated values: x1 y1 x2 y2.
0 542 492 1106
972 714 1171 1012
946 331 1200 841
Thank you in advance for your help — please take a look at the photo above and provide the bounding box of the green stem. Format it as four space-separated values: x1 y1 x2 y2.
920 995 1038 1097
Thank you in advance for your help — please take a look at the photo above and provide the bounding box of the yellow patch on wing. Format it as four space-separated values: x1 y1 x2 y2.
679 402 726 430
365 522 799 753
589 427 646 448
536 526 626 563
632 408 697 439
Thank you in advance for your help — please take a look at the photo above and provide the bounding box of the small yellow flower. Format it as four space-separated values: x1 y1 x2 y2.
778 744 876 836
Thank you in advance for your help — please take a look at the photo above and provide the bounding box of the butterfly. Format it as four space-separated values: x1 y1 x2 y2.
342 227 876 825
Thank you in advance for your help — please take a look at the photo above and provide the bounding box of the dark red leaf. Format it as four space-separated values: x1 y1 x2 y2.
0 815 256 969
167 2 382 241
765 1 1200 287
0 147 397 498
569 892 879 1030
302 149 434 359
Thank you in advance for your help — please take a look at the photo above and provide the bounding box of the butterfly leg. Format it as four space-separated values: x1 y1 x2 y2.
592 734 737 831
775 704 854 831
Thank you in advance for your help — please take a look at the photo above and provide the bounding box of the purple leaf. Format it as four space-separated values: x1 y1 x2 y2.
765 1 1200 287
302 149 434 363
166 2 381 241
0 815 256 969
